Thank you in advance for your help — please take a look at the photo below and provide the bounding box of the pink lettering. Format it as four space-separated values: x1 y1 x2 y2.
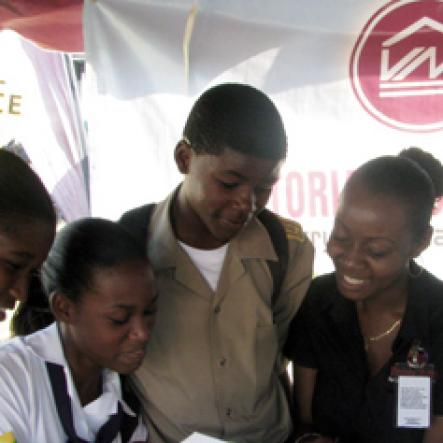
308 172 328 216
286 171 304 218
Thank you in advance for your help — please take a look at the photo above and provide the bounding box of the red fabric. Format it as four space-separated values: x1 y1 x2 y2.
0 0 83 52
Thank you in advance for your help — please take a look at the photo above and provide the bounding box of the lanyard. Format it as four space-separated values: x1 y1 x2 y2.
46 362 138 443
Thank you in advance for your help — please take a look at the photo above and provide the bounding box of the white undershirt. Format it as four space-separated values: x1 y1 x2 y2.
180 242 228 291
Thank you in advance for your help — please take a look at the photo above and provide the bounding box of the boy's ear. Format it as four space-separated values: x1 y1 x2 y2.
174 140 192 174
50 292 76 324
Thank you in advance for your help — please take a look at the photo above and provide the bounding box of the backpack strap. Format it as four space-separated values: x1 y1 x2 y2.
257 208 289 308
118 203 157 247
257 209 295 427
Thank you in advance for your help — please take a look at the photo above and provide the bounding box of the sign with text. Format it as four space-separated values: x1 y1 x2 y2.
351 0 443 131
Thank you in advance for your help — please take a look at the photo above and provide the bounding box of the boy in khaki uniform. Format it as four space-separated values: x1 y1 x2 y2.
120 84 314 442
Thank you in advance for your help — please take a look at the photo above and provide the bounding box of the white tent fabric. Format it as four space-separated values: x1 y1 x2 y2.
84 0 443 276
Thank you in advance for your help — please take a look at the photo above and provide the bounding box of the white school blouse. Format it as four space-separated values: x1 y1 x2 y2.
0 323 147 443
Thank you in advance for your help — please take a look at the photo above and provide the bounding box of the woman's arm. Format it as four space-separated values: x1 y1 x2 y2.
293 364 317 424
423 416 443 443
293 364 337 443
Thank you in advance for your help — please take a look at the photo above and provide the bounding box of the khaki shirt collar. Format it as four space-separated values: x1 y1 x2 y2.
148 189 179 270
148 187 279 271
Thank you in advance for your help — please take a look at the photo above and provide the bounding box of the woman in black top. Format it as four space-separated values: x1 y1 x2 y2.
285 148 443 443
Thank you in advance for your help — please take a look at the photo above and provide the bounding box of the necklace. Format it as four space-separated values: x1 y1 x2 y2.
364 319 401 351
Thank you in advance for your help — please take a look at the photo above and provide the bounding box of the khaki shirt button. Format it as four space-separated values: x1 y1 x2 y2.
214 306 221 314
219 358 226 367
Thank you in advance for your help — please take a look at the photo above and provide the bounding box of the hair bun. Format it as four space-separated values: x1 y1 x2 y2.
399 147 443 198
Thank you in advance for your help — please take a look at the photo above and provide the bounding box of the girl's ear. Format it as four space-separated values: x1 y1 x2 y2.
174 140 193 174
50 292 76 324
412 226 433 258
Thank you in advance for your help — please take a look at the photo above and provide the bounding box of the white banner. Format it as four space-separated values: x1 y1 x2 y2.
84 0 443 276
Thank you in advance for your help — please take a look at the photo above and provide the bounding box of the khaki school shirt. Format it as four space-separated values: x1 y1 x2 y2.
132 191 314 443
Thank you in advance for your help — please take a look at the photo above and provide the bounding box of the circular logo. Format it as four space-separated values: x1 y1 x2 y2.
350 0 443 132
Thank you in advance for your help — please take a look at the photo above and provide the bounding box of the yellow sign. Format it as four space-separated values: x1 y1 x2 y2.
0 80 22 116
0 432 16 443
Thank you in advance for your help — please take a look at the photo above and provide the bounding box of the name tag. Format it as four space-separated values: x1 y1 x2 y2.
396 375 431 428
389 340 438 429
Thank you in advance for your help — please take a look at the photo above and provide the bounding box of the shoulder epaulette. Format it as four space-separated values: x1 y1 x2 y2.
278 217 305 243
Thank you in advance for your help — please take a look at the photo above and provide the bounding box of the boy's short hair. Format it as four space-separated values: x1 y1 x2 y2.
183 83 287 160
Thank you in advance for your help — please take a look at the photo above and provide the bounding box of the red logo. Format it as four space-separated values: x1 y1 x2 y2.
350 0 443 132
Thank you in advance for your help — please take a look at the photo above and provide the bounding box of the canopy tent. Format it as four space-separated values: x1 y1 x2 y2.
0 0 83 52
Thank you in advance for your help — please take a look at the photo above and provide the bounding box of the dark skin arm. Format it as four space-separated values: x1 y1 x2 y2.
423 416 443 442
293 364 335 443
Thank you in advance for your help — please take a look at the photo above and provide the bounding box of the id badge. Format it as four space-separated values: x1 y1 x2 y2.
389 340 437 429
396 375 431 428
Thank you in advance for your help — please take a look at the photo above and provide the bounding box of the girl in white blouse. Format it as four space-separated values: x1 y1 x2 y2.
0 218 156 443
